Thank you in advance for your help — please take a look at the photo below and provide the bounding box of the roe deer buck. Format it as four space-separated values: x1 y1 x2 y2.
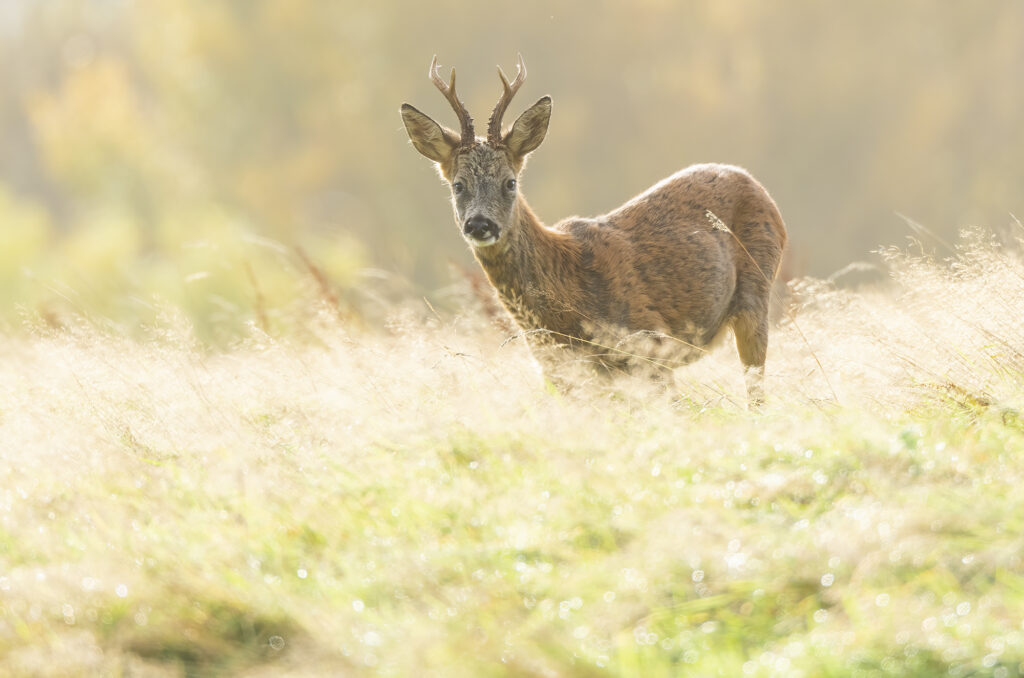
400 55 787 404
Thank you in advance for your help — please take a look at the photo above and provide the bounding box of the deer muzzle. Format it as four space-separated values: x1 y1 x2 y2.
463 215 499 245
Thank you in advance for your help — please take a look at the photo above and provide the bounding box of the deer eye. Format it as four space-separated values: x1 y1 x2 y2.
505 179 517 192
452 181 464 194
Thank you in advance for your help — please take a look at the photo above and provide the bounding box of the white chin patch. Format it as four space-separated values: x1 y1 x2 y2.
469 235 499 247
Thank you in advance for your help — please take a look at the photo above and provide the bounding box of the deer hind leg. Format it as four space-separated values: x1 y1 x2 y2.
731 310 768 407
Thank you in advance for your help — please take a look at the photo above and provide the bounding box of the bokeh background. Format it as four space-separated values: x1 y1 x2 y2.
2 0 1022 341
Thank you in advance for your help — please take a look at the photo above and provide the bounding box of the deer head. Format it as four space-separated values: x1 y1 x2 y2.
401 54 551 249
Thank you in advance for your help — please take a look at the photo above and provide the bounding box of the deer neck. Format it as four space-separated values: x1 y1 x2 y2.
472 196 580 331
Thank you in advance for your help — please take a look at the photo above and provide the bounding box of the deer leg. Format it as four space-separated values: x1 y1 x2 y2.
732 311 768 407
528 338 609 395
613 329 683 384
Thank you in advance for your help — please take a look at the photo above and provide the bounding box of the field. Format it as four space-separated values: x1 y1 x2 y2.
2 231 1024 677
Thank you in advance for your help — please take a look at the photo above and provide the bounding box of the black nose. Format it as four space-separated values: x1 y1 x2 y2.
463 215 498 241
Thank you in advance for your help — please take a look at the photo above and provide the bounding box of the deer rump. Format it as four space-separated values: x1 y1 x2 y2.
401 55 787 403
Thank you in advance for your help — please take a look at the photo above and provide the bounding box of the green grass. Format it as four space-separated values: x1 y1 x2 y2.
2 232 1024 676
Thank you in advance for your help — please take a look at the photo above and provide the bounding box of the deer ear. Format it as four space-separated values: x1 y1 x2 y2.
401 104 459 163
504 96 551 158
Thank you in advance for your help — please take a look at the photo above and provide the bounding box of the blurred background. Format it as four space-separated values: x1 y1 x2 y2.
1 0 1022 342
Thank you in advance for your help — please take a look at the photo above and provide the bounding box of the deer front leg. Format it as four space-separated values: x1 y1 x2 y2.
524 334 590 394
607 329 680 385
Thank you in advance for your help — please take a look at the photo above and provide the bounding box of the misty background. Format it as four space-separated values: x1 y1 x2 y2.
1 1 1022 340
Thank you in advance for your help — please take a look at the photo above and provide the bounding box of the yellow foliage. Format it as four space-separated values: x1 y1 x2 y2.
59 208 141 275
0 186 53 276
26 58 151 198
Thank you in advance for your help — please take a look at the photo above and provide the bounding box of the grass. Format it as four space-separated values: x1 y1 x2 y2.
2 229 1024 676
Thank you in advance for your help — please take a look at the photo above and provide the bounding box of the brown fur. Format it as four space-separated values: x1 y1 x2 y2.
401 57 787 403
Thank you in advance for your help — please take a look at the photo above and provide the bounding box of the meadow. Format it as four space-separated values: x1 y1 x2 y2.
2 229 1024 677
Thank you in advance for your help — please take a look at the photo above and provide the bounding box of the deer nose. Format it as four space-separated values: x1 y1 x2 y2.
463 215 498 241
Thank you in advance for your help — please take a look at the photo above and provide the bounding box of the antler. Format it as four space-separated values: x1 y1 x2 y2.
487 54 527 143
429 55 475 144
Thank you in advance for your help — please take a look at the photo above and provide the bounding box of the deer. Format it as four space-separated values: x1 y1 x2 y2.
400 55 788 405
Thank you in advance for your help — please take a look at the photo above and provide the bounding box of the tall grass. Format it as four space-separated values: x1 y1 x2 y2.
2 229 1024 677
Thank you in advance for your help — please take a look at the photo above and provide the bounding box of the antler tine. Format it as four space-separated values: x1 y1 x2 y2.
429 55 475 144
487 53 527 143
